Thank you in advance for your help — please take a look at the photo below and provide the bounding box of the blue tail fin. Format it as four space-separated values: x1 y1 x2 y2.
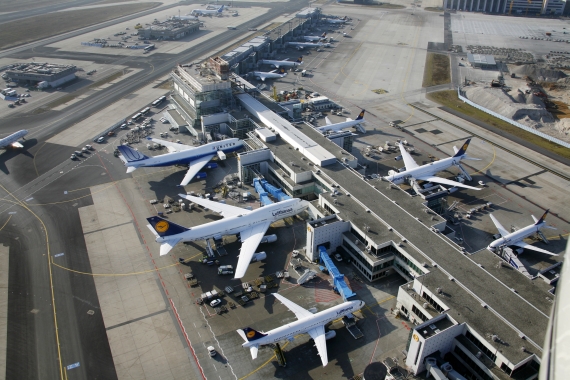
242 327 267 342
356 110 365 120
279 68 286 74
147 216 189 237
117 145 149 163
453 139 472 158
218 5 224 12
321 32 326 37
296 56 303 63
535 209 549 225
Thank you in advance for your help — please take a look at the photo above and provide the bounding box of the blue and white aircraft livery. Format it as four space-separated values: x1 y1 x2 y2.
252 68 287 81
316 110 366 133
237 293 365 367
258 57 303 69
117 138 243 186
287 41 329 50
147 196 310 278
383 138 482 191
302 32 326 42
191 4 223 16
488 210 558 255
0 130 28 149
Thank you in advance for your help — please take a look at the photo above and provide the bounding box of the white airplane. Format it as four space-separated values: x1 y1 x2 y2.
237 293 365 367
258 57 303 69
251 68 287 81
303 32 326 42
171 14 199 21
191 4 223 16
316 110 365 133
324 18 346 24
488 210 558 255
146 196 309 278
287 41 329 50
383 139 482 191
117 138 243 186
0 130 28 149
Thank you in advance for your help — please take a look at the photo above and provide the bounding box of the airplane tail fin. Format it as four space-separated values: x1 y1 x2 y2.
117 145 149 163
218 5 224 12
297 56 303 63
356 110 365 121
239 327 267 342
534 209 550 225
146 216 190 237
452 139 472 158
279 68 286 74
321 32 326 37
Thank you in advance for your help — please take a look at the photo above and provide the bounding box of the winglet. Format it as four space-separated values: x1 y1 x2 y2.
535 209 550 225
356 110 365 121
453 138 471 157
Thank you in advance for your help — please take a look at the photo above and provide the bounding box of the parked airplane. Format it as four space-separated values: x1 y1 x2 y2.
258 57 303 69
146 196 309 278
237 293 365 367
287 41 328 50
171 14 199 21
0 130 28 149
324 18 345 24
316 110 366 133
117 138 242 186
251 68 287 81
488 210 558 255
191 4 223 16
303 32 326 42
383 139 482 191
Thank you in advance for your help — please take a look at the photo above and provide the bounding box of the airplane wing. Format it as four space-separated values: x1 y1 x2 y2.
398 143 419 170
179 194 248 217
325 117 332 126
11 142 24 149
147 137 192 152
179 154 215 186
345 118 353 122
415 175 482 190
283 58 289 61
307 325 328 367
235 221 272 279
512 241 558 256
269 69 277 73
489 214 509 237
273 293 313 320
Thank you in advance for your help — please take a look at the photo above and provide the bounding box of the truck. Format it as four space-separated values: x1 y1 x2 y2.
218 265 234 275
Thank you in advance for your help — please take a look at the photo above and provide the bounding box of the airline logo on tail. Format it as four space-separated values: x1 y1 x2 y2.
356 110 365 120
147 216 189 237
155 220 170 233
242 328 267 341
296 56 303 63
535 209 550 225
453 138 471 157
280 68 286 74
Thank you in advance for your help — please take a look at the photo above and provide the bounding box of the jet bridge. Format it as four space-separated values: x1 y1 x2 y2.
318 246 355 301
260 179 290 201
253 178 273 206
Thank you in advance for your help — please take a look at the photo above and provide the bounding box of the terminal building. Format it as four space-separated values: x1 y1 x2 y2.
161 14 548 378
137 19 200 40
443 0 565 15
3 62 77 88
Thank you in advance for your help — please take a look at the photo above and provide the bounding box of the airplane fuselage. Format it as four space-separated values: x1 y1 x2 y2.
242 300 364 349
316 119 362 133
259 60 301 68
0 129 28 149
287 42 326 49
156 198 308 244
488 224 544 251
127 138 242 169
252 71 286 81
384 155 464 184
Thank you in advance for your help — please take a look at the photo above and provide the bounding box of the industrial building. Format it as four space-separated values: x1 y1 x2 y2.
443 0 565 15
3 62 77 88
137 19 200 40
467 54 497 69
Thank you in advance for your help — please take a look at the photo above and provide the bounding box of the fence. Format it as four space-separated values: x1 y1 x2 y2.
457 88 570 149
92 118 126 142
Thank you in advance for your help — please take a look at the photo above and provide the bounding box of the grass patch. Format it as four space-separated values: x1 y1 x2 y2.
427 90 570 160
423 53 451 88
0 2 160 50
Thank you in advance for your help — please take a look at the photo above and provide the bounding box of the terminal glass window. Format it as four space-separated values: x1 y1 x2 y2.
453 347 494 380
422 291 445 313
411 305 428 322
465 331 497 362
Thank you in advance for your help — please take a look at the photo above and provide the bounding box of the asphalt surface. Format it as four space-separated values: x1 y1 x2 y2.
0 0 101 25
0 0 310 378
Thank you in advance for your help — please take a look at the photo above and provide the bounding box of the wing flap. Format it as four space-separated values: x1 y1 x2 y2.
179 154 215 186
489 214 509 237
235 222 271 279
273 293 313 320
179 194 247 217
416 175 481 190
398 143 419 170
307 325 328 367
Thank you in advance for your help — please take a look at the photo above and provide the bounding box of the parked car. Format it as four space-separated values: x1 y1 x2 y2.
210 299 221 308
96 137 105 143
207 346 216 357
334 253 343 262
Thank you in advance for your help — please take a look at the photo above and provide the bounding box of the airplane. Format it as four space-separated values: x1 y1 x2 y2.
171 14 199 21
191 4 223 16
302 32 326 42
383 138 483 191
237 293 365 367
324 18 345 24
287 41 329 50
316 110 366 133
146 196 310 278
251 68 287 81
488 210 558 255
258 57 303 69
117 138 243 186
0 130 28 149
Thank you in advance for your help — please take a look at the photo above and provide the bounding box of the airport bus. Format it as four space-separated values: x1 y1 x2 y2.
141 107 151 116
144 44 155 52
151 96 166 107
131 112 143 121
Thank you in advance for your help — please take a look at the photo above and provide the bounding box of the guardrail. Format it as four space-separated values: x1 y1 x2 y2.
457 87 570 149
92 118 126 142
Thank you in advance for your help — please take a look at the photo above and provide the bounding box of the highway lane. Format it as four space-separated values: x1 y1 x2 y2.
0 1 309 378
